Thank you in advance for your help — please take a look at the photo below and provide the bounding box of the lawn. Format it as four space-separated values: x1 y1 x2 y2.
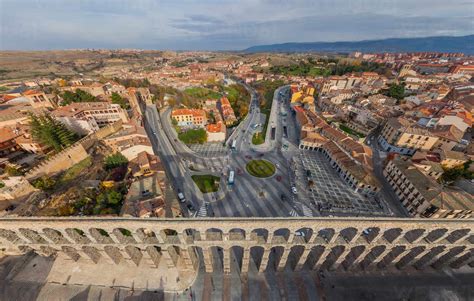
192 175 220 193
246 160 276 178
339 124 366 138
252 131 265 145
184 87 221 100
178 128 207 144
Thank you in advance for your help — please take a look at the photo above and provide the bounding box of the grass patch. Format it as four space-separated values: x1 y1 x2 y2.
246 160 276 178
59 157 92 183
339 124 366 138
184 87 221 100
252 131 265 145
192 175 220 193
178 128 207 144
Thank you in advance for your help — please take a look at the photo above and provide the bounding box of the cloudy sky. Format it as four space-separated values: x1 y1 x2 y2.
1 0 473 50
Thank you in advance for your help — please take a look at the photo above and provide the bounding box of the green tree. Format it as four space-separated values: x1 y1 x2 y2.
111 92 130 109
32 176 56 191
29 113 79 151
5 165 23 176
386 83 405 100
61 89 97 105
104 153 129 170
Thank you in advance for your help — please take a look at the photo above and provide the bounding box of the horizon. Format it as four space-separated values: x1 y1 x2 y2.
1 0 474 51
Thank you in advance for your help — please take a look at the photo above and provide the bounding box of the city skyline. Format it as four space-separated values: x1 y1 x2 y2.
1 0 474 50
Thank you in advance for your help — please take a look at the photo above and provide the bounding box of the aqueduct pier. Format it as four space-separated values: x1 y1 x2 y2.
0 217 472 274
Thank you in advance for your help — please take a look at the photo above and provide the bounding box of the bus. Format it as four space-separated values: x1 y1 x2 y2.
228 170 235 185
231 139 237 150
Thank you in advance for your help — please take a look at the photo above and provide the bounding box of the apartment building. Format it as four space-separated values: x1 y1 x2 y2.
22 90 55 109
52 102 129 135
379 117 439 155
171 109 206 127
219 97 237 126
384 157 473 218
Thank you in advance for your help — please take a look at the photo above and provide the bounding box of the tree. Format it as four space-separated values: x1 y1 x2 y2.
111 92 130 109
386 83 405 100
61 89 97 105
32 176 56 191
5 165 23 176
29 113 79 151
104 153 129 170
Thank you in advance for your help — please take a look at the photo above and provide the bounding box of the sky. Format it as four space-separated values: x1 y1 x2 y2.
1 0 473 50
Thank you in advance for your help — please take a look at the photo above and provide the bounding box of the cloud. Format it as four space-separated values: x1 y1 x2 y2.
1 0 473 50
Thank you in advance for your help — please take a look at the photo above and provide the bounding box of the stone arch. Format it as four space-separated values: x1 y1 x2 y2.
0 229 24 244
250 246 265 272
82 246 101 264
265 246 285 272
229 228 246 240
295 227 313 243
112 228 136 244
396 246 426 269
404 229 426 243
288 245 305 270
324 245 346 271
229 245 244 273
38 246 58 257
360 245 385 269
273 228 290 242
343 245 366 270
18 228 47 244
135 228 159 244
65 228 91 244
183 228 201 242
317 228 336 243
425 228 449 242
61 246 80 261
432 246 466 269
43 228 70 244
205 228 223 241
104 246 124 264
414 246 445 269
125 245 143 266
340 227 358 243
311 245 329 270
145 246 162 268
89 228 113 244
377 246 405 269
361 227 382 243
384 228 404 243
18 245 33 254
250 228 269 242
446 229 471 243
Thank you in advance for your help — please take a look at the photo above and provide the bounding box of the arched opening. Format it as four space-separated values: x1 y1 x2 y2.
360 227 382 243
317 228 336 243
229 228 246 240
104 245 124 264
65 228 91 244
288 245 305 270
425 228 449 242
267 246 285 272
446 229 470 243
125 245 143 266
273 229 290 243
385 228 404 243
250 246 265 272
295 228 313 243
89 228 113 244
113 228 136 244
62 246 80 261
250 228 268 242
205 228 223 241
19 228 47 244
42 228 70 244
160 229 179 244
136 228 159 244
0 229 23 244
230 246 244 273
405 229 425 243
340 227 358 243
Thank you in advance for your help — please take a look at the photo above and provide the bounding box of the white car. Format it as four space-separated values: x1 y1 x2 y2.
291 186 297 194
177 192 186 203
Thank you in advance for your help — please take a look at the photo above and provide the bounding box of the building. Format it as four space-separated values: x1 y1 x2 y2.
219 97 237 126
0 176 37 202
171 109 206 127
384 157 473 218
0 127 21 157
52 102 129 135
129 151 164 178
22 90 55 109
379 117 439 155
206 121 226 142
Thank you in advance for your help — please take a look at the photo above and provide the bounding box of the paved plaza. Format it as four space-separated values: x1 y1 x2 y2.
189 142 228 157
295 151 385 215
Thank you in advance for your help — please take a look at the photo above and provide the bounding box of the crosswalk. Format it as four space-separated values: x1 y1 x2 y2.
289 209 300 217
301 203 313 217
196 202 208 217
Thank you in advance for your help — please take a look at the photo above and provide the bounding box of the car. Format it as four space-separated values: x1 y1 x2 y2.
276 175 282 182
280 194 286 201
291 186 297 194
295 231 305 237
259 153 264 157
186 203 194 211
177 192 186 203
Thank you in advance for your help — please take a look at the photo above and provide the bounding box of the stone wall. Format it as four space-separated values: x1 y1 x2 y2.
25 121 123 180
0 217 472 274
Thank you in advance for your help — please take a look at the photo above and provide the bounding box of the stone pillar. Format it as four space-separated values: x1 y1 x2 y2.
241 247 250 273
177 233 187 244
179 247 194 271
397 248 431 269
259 248 271 273
331 247 352 271
295 248 311 271
223 248 231 274
328 230 340 244
287 232 295 243
267 232 274 243
80 229 98 243
411 232 428 244
369 230 385 244
56 229 75 244
161 249 177 269
277 247 290 272
203 247 214 273
386 248 412 267
416 248 451 269
350 247 372 270
141 248 159 268
313 247 332 270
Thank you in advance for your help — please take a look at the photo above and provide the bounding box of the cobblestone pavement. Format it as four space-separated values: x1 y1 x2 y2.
189 142 228 157
295 151 385 216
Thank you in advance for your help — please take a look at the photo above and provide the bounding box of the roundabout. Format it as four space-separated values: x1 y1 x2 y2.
246 159 276 178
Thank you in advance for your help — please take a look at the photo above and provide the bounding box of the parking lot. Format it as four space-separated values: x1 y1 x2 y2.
189 142 228 157
295 151 384 215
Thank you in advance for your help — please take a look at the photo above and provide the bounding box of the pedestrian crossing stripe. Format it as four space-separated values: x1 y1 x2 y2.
289 209 299 217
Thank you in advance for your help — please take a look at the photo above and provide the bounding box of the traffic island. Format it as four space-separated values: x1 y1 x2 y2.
191 175 220 193
246 159 276 178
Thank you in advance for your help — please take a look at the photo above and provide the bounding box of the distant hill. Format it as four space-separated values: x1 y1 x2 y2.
244 35 474 54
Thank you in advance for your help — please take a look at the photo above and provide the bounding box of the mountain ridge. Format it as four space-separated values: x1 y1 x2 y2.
244 35 474 54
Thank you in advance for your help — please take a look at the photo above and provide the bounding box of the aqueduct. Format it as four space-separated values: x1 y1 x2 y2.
0 217 472 274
